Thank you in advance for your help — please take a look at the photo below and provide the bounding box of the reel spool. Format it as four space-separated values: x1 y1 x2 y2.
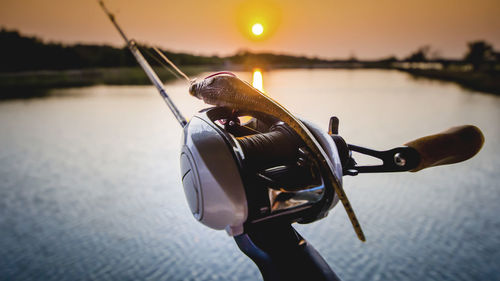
180 107 342 236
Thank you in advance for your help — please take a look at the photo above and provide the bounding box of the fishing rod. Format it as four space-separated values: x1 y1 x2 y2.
98 0 187 127
99 2 485 280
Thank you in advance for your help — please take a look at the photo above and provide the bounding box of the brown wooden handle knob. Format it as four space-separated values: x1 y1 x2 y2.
405 125 484 172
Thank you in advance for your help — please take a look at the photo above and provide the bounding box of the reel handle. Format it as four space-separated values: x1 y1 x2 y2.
405 125 484 172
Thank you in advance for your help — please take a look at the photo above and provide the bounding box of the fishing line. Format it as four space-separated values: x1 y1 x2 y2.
153 47 192 83
139 44 186 82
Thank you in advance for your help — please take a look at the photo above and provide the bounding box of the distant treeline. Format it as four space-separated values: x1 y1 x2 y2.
396 41 500 95
402 42 500 71
3 28 499 73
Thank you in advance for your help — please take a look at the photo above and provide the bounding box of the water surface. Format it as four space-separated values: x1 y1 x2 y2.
1 69 499 280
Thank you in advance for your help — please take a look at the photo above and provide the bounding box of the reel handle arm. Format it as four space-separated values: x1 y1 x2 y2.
344 145 420 175
340 125 484 175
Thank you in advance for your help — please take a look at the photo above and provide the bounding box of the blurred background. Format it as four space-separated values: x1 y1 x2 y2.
0 0 499 280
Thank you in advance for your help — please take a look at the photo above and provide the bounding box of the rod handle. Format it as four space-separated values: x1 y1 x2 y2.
405 125 484 172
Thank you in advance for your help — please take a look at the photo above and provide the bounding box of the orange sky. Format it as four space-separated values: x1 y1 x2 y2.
1 0 499 59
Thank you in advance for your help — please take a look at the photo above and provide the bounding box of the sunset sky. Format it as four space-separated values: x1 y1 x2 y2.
1 0 499 59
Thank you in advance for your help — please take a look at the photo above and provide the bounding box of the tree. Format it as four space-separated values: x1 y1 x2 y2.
405 46 430 62
464 41 494 70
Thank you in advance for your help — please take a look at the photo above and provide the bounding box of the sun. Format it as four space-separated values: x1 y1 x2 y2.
236 0 281 41
251 23 264 36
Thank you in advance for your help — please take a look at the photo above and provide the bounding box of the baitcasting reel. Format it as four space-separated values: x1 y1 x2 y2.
179 107 350 236
179 106 427 236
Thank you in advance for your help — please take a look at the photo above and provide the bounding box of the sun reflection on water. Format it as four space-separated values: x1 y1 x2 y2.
252 68 264 93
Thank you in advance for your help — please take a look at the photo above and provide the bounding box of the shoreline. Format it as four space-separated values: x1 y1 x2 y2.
0 66 211 99
397 68 500 96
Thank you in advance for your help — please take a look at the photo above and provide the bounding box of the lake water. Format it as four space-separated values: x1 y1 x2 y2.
1 69 499 281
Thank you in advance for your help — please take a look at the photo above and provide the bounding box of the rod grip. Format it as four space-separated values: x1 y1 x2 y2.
405 125 484 172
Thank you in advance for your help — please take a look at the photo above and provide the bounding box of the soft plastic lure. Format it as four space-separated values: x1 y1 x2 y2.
190 72 366 241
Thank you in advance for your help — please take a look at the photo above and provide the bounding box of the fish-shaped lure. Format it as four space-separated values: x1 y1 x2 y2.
190 72 366 241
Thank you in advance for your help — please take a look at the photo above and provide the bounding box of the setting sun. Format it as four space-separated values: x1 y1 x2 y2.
251 23 264 36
